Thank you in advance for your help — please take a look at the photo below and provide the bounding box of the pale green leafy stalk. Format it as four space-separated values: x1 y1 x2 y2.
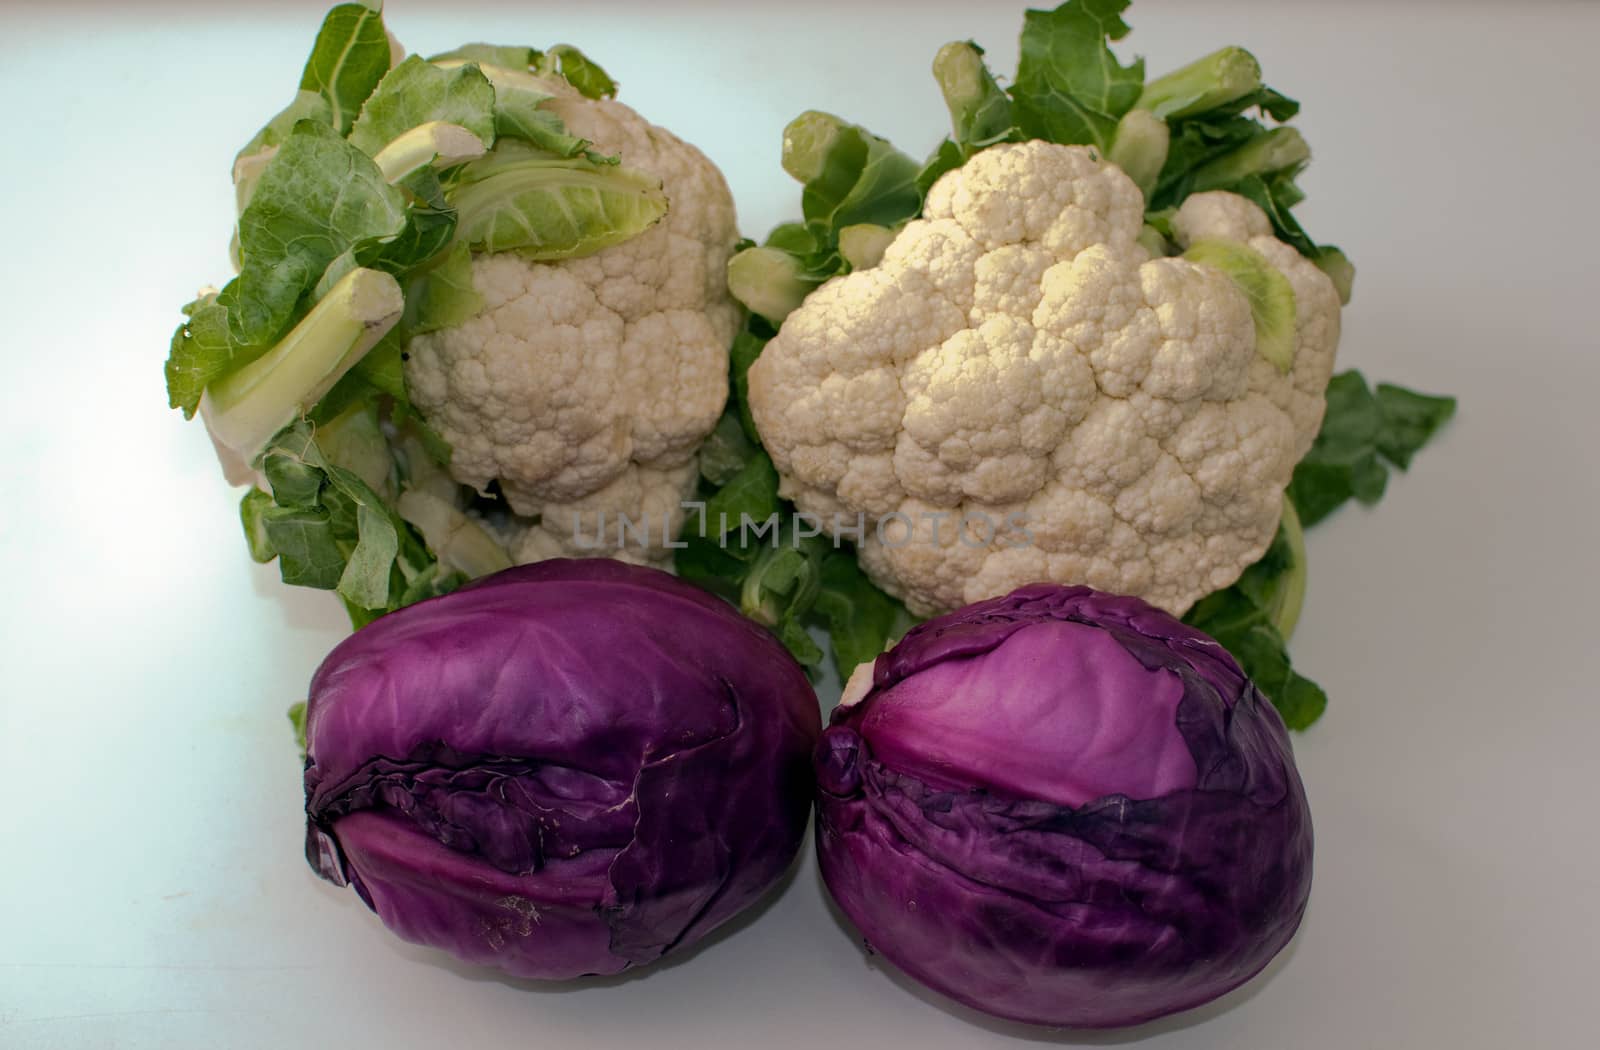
202 267 403 466
405 241 485 334
372 122 487 182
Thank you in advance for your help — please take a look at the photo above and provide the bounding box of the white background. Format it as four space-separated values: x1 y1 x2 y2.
2 1 1596 1047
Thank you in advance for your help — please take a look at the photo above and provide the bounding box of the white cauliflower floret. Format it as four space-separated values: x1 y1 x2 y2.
748 142 1341 617
405 77 740 567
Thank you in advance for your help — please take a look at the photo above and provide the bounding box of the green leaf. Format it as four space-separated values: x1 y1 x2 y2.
240 488 277 562
297 2 392 135
165 293 233 416
361 197 457 275
703 453 782 539
1375 383 1458 470
287 701 308 757
316 400 395 497
1288 371 1381 526
405 241 484 335
430 60 607 160
916 138 965 196
699 412 759 487
262 504 344 589
342 501 401 609
776 618 825 667
448 151 667 258
348 56 497 157
237 90 333 163
355 333 407 398
782 112 923 232
1313 246 1356 305
1288 371 1457 526
741 537 826 624
1190 127 1309 194
729 327 769 444
215 120 406 361
932 41 1015 154
542 44 617 99
491 90 589 156
1010 0 1145 152
1183 585 1326 730
1232 173 1321 258
814 553 902 679
674 527 755 592
256 421 436 613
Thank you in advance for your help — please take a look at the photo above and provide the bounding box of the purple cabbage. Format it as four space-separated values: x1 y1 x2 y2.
814 585 1313 1028
303 559 820 978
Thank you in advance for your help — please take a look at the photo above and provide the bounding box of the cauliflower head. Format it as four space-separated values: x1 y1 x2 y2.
405 77 741 567
746 141 1340 617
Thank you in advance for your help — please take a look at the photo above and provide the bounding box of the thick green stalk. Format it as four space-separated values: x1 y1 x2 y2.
1108 109 1170 197
931 41 1013 150
1136 46 1262 119
839 224 897 270
782 110 848 185
1191 127 1310 192
1270 495 1308 640
728 246 815 325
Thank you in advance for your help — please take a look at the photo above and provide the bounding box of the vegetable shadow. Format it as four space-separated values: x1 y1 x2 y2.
248 562 350 635
812 861 1302 1045
376 847 806 992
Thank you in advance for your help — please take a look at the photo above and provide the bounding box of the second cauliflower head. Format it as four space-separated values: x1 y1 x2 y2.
747 141 1340 617
405 75 741 568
